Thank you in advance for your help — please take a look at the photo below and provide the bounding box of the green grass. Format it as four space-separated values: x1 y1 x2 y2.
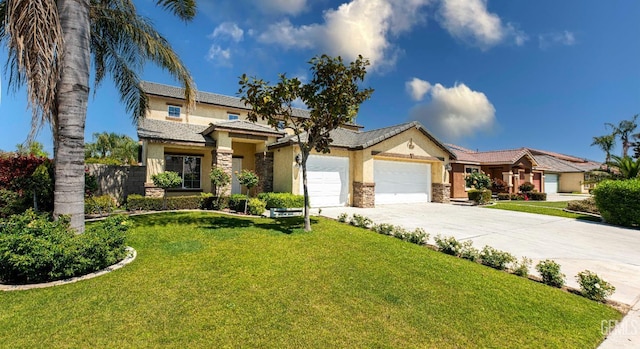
485 201 601 221
0 212 619 348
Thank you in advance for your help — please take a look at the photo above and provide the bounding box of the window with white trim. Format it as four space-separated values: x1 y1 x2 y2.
228 113 239 120
168 105 181 118
165 155 202 189
464 165 481 190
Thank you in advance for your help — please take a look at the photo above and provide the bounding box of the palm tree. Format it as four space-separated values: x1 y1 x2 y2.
608 155 640 179
591 134 616 164
606 114 638 157
0 0 197 232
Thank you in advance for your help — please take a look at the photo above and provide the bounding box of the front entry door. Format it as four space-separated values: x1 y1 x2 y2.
231 158 242 194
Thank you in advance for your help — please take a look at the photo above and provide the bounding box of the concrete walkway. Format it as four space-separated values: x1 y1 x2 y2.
320 203 640 348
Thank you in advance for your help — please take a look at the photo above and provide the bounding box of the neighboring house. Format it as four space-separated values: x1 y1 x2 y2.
447 144 600 198
137 82 456 207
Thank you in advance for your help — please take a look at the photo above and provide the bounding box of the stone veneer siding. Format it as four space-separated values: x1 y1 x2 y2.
353 182 375 208
145 185 164 198
432 183 451 204
255 152 274 193
214 149 233 196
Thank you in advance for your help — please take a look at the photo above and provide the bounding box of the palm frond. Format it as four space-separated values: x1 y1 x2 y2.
4 0 62 140
90 0 195 122
155 0 196 21
0 1 6 40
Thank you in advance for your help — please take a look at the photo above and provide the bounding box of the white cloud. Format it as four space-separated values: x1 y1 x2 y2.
258 0 308 15
258 0 431 70
406 77 432 101
210 22 244 42
206 45 232 66
409 81 496 140
538 31 576 49
438 0 526 49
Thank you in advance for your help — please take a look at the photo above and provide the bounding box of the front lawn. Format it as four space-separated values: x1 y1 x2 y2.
0 212 619 348
485 201 601 221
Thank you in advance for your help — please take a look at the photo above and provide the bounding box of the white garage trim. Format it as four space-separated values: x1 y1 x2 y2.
374 160 431 204
302 155 349 207
545 174 559 194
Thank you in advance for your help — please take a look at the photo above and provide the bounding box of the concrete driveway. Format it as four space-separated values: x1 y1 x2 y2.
320 202 640 347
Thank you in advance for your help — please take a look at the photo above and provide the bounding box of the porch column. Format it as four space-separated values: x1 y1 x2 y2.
502 171 514 193
255 151 274 193
213 150 233 196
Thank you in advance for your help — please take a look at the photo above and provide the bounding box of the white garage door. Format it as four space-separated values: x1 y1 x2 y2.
301 155 349 207
374 160 431 204
545 174 558 194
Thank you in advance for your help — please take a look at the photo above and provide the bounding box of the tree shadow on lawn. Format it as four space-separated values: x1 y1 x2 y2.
132 211 320 235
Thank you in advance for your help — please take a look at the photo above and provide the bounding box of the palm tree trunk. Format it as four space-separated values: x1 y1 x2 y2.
54 0 91 233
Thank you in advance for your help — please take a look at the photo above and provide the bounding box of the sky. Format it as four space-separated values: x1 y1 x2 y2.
0 0 638 162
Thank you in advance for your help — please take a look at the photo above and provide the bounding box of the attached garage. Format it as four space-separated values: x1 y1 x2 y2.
544 174 558 194
374 160 431 204
302 155 349 207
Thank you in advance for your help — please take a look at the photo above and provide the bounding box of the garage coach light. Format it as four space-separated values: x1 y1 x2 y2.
295 153 302 167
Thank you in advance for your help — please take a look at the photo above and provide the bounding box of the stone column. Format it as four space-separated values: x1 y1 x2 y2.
431 183 451 204
255 152 274 193
214 149 233 196
353 182 375 208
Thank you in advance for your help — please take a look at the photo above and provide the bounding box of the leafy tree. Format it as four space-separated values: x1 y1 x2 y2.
0 0 197 233
85 132 139 165
152 171 182 210
237 169 259 214
607 155 640 179
209 166 230 209
606 115 638 157
239 55 373 231
15 141 49 158
591 134 615 164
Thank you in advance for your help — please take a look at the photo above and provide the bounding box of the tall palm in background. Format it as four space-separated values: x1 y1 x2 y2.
606 114 638 157
0 0 197 232
591 134 616 164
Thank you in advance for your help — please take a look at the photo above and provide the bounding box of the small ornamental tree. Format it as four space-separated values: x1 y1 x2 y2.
210 166 231 209
237 169 259 214
152 171 182 210
239 54 373 231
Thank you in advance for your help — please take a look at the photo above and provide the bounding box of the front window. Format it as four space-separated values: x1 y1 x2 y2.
165 155 202 189
168 105 181 118
464 166 481 190
228 113 239 120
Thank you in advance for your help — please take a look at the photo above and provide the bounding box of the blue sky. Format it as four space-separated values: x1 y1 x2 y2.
0 0 638 162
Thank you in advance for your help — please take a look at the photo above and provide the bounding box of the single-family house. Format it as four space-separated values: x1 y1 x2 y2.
137 82 456 207
447 144 600 198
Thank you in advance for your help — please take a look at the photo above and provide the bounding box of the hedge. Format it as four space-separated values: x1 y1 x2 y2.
126 194 202 211
527 192 547 201
257 192 305 208
468 189 492 204
593 178 640 227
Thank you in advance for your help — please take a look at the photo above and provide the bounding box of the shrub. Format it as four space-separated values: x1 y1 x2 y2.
593 178 640 227
126 194 201 211
496 193 511 201
491 178 508 193
349 214 373 229
576 270 616 302
402 228 429 245
0 210 129 284
372 223 393 235
85 195 116 215
257 192 305 209
519 182 535 193
228 194 248 212
459 240 480 262
513 257 532 277
434 235 462 256
247 198 267 216
510 193 525 201
479 246 515 270
151 171 183 210
0 156 54 216
337 213 349 223
0 189 29 218
527 192 547 201
536 260 565 288
566 197 599 215
468 189 492 205
465 172 491 190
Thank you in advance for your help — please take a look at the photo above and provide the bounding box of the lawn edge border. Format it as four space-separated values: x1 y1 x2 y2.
0 247 137 292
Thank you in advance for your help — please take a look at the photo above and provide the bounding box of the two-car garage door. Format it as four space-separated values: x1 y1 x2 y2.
374 160 431 204
303 156 433 207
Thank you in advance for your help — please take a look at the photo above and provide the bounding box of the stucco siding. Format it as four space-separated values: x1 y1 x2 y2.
273 147 295 193
559 172 585 193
